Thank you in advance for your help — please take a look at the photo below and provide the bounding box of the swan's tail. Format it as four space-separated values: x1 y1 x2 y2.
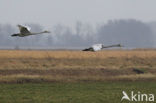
11 34 19 37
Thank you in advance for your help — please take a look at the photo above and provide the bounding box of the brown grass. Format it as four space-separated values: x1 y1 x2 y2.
1 50 156 59
0 50 156 83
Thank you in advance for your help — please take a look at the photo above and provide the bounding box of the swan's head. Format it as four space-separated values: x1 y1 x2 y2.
43 30 51 33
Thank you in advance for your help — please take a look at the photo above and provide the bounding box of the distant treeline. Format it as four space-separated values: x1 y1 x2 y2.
0 19 155 49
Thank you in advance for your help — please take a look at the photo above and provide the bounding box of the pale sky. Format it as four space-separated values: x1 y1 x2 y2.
0 0 156 27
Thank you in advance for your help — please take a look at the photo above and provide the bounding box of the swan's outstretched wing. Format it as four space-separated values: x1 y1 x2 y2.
92 44 103 51
17 25 31 34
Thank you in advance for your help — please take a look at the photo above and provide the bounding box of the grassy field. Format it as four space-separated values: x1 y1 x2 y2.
0 50 156 82
0 50 156 103
0 81 155 103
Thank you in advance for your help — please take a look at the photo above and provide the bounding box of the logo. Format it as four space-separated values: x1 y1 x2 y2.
121 91 130 101
121 91 154 102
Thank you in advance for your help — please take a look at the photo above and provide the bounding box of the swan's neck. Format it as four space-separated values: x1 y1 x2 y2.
102 44 120 48
31 31 45 35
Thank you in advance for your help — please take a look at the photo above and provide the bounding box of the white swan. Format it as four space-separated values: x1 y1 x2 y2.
11 25 50 37
82 44 122 51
